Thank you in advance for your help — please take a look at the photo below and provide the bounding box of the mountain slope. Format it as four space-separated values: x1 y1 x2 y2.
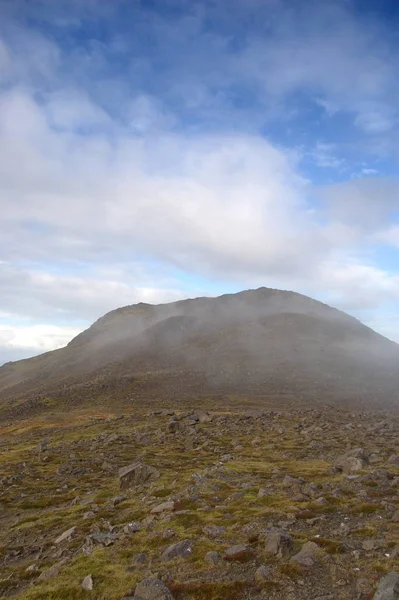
1 287 399 411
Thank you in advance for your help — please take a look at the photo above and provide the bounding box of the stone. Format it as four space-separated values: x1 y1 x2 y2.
90 532 119 546
282 475 302 488
199 413 213 423
202 525 226 538
134 577 173 600
290 541 320 567
166 420 180 434
37 559 68 581
119 462 160 491
151 501 175 514
258 487 270 498
335 448 369 473
55 526 76 544
161 539 193 561
223 545 255 562
132 552 148 566
112 495 128 506
372 573 399 600
82 574 93 591
363 539 378 551
263 529 293 558
205 551 222 566
255 565 271 583
387 455 399 465
123 522 142 534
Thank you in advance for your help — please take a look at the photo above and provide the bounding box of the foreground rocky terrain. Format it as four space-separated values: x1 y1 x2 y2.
1 400 398 599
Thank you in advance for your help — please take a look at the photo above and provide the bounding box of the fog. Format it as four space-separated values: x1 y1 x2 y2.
1 287 398 410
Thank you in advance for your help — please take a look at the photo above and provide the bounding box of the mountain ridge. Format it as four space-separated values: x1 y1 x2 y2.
1 287 399 414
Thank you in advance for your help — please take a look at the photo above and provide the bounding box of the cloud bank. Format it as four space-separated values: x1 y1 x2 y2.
1 0 399 363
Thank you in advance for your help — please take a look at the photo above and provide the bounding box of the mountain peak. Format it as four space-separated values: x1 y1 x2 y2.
1 287 398 414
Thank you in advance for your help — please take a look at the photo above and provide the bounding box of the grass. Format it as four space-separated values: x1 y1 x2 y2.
1 401 397 600
167 580 253 600
21 547 139 600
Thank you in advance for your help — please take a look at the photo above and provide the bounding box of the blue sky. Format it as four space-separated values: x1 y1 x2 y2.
1 0 399 364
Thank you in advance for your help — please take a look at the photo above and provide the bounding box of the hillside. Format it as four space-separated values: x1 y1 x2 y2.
1 287 399 416
1 289 399 600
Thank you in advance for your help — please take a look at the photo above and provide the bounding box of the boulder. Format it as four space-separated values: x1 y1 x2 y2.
282 475 302 488
262 529 293 558
161 539 193 561
123 522 142 534
37 559 68 581
82 574 93 591
132 552 148 566
205 551 222 566
335 448 369 473
134 578 173 600
151 501 175 514
166 420 180 434
255 565 271 583
224 545 255 562
290 541 320 567
55 526 76 544
119 462 160 491
202 525 226 538
372 573 399 600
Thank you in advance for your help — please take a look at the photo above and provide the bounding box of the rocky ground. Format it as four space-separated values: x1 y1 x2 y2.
0 402 398 599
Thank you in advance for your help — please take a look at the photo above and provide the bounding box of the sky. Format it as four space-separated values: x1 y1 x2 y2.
1 0 399 365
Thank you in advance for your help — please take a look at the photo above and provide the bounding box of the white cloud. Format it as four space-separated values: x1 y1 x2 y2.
0 324 83 352
1 3 399 363
318 177 399 230
375 225 399 248
0 87 398 326
0 263 189 321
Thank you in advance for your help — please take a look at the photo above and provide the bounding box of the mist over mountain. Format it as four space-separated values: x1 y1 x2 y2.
0 287 398 414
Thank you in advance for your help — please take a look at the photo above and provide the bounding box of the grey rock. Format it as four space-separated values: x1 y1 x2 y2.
119 462 160 491
161 539 193 561
37 559 68 581
112 495 128 506
134 577 173 600
372 573 399 600
224 545 255 562
83 511 95 519
132 552 148 566
202 525 226 538
263 528 293 558
282 475 302 488
90 532 119 546
151 501 175 514
82 574 93 591
55 526 76 544
205 551 222 566
166 420 180 434
123 522 142 534
255 565 271 583
335 448 369 473
290 541 320 567
363 539 380 551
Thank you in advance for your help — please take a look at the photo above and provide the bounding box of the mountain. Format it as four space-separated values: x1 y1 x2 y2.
1 287 399 415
